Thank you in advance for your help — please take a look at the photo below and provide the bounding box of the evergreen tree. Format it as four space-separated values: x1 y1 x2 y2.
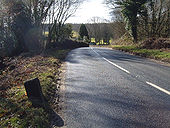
79 24 89 39
115 0 148 43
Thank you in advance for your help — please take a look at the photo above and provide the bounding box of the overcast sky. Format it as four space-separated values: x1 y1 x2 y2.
66 0 111 23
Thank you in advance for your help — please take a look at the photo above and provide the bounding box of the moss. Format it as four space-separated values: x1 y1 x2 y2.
0 85 50 127
1 117 21 128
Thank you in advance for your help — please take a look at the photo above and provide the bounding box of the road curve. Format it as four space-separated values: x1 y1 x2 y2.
63 47 170 128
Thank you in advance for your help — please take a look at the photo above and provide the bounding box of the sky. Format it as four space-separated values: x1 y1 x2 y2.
66 0 111 23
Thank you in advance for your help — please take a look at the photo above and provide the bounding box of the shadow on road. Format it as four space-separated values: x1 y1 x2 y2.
66 90 169 128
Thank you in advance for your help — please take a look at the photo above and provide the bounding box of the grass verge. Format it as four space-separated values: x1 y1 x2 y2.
111 45 170 63
0 49 70 128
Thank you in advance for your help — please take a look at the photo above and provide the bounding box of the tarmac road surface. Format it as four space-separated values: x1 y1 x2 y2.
63 47 170 128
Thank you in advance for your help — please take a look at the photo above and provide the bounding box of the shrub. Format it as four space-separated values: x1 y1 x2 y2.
141 38 170 49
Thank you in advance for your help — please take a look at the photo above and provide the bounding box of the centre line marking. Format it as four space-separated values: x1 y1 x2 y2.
103 57 130 74
91 48 130 74
91 48 170 96
91 47 100 56
146 81 170 95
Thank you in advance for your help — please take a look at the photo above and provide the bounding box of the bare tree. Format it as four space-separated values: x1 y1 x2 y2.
87 17 104 43
137 0 170 39
45 0 83 46
0 0 19 56
0 0 84 53
105 0 126 40
87 17 114 44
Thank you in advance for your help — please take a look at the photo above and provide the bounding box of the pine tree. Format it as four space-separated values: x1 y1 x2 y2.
79 24 89 39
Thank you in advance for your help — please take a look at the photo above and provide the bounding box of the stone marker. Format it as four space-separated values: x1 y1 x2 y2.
24 78 44 107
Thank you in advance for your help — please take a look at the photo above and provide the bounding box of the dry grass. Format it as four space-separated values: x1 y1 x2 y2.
111 45 170 63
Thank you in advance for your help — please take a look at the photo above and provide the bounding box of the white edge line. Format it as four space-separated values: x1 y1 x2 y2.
103 57 130 74
146 81 170 95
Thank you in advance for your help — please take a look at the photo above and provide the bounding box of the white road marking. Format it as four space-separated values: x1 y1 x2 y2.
91 47 100 56
91 47 170 96
91 47 130 74
103 57 130 74
146 81 170 95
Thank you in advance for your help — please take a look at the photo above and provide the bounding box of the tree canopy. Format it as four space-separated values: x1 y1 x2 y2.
115 0 148 42
106 0 170 42
0 0 83 56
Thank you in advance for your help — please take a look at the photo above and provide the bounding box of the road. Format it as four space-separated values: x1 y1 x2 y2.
63 47 170 128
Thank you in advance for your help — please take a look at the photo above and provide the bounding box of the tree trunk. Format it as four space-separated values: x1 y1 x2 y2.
131 14 138 43
132 26 137 43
